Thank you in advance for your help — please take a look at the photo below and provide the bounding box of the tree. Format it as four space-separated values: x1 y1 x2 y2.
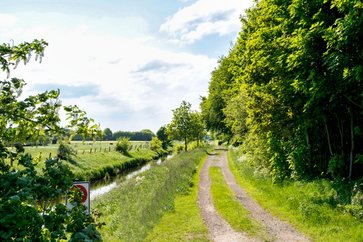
103 127 113 141
150 136 163 154
201 0 363 182
0 40 101 240
167 101 194 151
190 111 205 147
156 126 171 149
200 56 235 142
115 137 130 155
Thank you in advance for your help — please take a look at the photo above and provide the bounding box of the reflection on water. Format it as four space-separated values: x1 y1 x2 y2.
90 154 173 200
90 182 117 200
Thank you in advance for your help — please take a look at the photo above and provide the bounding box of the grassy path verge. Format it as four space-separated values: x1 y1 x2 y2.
228 148 363 242
145 155 209 241
93 148 209 242
209 166 265 239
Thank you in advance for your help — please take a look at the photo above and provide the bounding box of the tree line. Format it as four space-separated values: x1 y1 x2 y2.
201 0 363 182
100 128 155 141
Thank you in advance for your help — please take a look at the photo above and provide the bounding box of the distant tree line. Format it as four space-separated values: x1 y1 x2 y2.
100 128 155 141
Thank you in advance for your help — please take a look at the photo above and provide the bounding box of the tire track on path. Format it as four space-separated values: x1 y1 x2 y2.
198 153 259 242
217 150 310 242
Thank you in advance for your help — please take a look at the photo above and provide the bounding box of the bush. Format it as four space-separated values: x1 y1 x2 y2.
173 144 185 154
57 142 76 161
150 137 165 155
116 137 130 155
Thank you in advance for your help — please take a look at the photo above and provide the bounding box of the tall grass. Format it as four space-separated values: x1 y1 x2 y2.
228 148 363 242
93 148 209 242
145 154 209 242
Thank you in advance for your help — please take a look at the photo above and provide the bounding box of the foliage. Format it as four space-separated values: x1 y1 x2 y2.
200 56 235 142
167 101 205 151
102 128 113 141
57 142 76 161
112 129 155 141
190 112 205 147
156 126 172 150
173 143 185 154
0 39 47 76
149 137 164 155
0 39 101 240
93 148 208 241
201 0 363 182
115 137 131 155
167 101 194 151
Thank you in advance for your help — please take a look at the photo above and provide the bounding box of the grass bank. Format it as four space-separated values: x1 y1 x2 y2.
66 149 158 181
93 148 210 242
145 153 209 242
12 144 159 182
228 148 363 242
209 166 266 239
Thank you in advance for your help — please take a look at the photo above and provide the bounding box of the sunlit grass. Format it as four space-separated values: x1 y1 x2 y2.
93 148 210 242
228 148 363 242
145 155 209 242
9 144 158 181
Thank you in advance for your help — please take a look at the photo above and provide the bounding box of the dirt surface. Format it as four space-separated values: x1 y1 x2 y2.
198 153 259 242
198 149 310 242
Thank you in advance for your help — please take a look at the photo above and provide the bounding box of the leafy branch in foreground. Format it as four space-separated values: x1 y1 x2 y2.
0 39 102 241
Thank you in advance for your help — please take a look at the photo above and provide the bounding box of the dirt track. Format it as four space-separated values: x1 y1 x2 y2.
198 149 310 242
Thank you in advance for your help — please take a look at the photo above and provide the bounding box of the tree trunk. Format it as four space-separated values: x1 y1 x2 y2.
336 114 344 157
324 118 333 156
349 108 354 179
184 137 188 151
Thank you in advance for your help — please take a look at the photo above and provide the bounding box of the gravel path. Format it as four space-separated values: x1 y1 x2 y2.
198 149 310 242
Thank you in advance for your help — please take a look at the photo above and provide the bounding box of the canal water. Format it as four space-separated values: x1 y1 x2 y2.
90 155 173 200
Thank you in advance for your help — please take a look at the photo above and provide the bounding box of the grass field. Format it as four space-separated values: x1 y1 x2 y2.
93 148 210 242
22 141 149 159
228 148 363 242
9 141 156 181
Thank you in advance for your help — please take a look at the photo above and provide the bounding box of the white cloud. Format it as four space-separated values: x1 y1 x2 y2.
160 0 254 43
0 12 217 132
0 13 17 28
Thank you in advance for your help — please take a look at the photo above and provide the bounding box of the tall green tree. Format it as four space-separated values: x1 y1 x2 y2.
167 101 194 151
103 127 113 141
200 56 235 142
190 111 205 147
156 125 171 149
202 0 363 181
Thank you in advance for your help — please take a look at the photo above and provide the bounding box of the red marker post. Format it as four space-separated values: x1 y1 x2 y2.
66 181 90 214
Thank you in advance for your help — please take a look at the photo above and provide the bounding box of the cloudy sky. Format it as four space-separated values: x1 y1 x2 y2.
0 0 254 133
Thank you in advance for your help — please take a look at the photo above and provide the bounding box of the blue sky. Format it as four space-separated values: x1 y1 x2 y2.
0 0 254 132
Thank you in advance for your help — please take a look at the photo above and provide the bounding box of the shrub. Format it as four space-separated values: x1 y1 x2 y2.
116 137 130 155
57 142 76 161
173 143 185 154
